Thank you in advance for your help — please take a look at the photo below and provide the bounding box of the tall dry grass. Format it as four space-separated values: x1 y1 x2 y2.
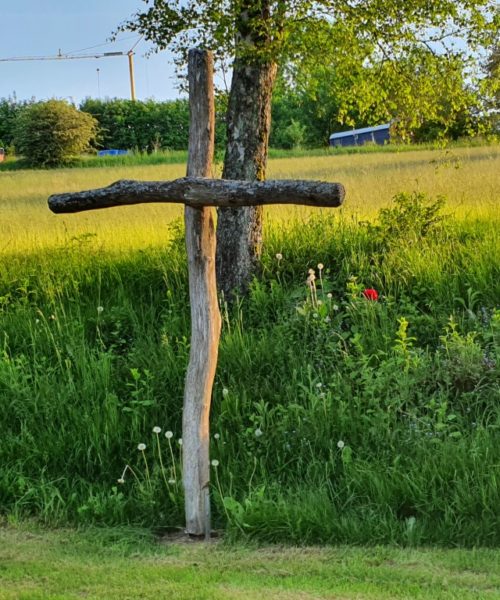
1 145 498 254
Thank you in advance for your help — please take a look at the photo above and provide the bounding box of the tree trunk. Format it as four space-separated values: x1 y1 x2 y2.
216 56 277 297
183 49 220 538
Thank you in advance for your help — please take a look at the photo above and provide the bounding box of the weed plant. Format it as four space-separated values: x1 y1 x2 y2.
0 158 499 546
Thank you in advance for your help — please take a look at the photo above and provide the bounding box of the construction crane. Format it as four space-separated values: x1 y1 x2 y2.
0 38 142 100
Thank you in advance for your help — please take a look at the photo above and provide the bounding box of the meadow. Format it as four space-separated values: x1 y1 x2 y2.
0 144 499 547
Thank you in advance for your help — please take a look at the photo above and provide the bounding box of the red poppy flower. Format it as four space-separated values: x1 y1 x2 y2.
363 288 379 301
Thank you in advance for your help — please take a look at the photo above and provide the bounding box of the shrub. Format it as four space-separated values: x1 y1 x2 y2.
14 100 98 167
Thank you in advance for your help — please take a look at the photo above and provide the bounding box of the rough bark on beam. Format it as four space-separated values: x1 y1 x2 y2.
48 178 345 213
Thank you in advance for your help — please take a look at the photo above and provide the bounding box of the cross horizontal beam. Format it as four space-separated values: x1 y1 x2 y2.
48 177 345 214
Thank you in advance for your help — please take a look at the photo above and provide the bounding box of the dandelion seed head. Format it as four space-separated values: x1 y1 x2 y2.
333 304 339 311
214 433 220 440
317 263 324 271
178 438 183 445
97 306 104 314
255 428 263 438
337 440 345 449
168 478 176 485
211 459 219 467
165 430 173 439
222 388 229 398
276 253 283 261
117 478 125 484
308 268 315 275
327 293 333 299
137 443 146 451
153 426 161 434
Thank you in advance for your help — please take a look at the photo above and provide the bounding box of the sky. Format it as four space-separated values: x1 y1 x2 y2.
0 0 182 104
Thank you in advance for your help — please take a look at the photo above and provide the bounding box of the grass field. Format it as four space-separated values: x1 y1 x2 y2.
0 144 499 548
1 145 499 253
1 526 500 599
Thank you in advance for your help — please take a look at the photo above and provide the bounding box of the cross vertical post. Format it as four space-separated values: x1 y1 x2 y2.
182 49 221 538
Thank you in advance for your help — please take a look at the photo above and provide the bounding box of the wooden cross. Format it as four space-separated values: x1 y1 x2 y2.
48 49 345 539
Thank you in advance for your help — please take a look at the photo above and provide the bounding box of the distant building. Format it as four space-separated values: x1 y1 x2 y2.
329 123 391 147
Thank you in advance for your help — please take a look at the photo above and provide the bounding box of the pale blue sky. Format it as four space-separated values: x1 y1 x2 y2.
0 0 181 103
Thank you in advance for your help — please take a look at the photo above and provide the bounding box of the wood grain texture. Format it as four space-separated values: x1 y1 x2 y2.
48 177 345 213
182 49 221 538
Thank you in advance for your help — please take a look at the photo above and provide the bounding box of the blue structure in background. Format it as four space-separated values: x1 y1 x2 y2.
97 149 129 157
329 123 390 147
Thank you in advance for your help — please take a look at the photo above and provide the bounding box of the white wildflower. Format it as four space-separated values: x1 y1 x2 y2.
117 478 125 484
137 443 146 451
317 263 324 271
165 431 173 439
214 433 220 440
327 293 333 299
153 426 161 434
211 459 219 467
222 388 229 398
333 304 339 311
337 440 345 449
276 253 283 261
97 306 104 314
178 438 183 445
255 428 263 438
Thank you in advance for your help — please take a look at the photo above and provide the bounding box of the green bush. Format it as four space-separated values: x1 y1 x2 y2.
14 100 98 167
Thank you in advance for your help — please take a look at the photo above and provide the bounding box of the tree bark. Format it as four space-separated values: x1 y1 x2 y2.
216 2 278 297
183 49 220 538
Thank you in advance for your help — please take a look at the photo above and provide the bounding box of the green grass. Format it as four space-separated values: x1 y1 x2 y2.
0 145 499 546
1 526 499 599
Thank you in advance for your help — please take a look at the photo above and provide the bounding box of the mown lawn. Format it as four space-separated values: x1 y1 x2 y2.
1 526 499 600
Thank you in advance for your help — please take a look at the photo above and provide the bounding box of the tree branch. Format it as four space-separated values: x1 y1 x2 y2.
48 176 345 213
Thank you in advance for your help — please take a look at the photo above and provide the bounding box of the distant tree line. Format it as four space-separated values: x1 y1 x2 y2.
0 97 227 156
79 98 191 152
1 41 498 161
80 97 228 152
